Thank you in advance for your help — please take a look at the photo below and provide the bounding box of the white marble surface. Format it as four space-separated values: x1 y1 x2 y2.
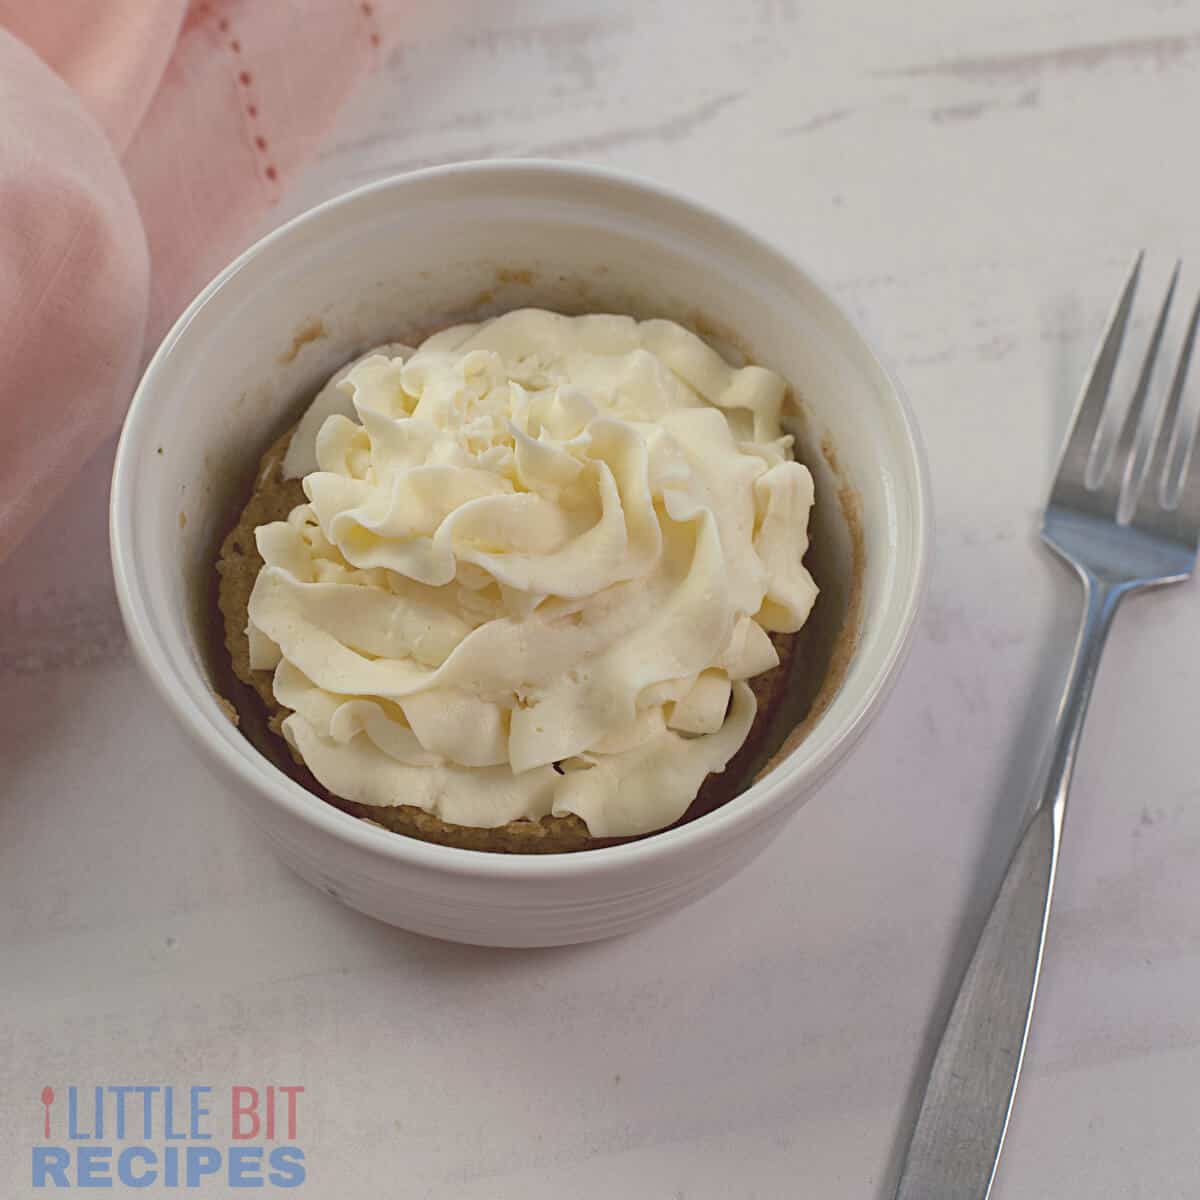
5 1 1200 1195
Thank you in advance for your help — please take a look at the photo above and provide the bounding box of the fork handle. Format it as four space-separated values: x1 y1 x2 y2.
894 577 1124 1200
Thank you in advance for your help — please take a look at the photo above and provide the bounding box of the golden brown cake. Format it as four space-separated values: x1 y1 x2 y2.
216 312 818 853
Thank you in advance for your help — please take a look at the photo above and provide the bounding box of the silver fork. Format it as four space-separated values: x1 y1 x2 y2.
894 255 1200 1200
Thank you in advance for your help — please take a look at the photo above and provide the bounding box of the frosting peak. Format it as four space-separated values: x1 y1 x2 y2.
247 310 817 837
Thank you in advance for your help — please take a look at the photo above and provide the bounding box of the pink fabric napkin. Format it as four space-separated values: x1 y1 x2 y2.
0 0 398 561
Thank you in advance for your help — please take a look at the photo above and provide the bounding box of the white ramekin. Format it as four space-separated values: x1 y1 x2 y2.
110 160 930 947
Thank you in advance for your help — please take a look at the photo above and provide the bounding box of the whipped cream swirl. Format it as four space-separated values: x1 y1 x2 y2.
247 310 817 837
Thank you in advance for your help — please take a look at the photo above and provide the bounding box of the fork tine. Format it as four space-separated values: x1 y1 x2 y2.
1110 261 1180 520
1165 293 1200 539
1149 287 1200 510
1052 252 1142 498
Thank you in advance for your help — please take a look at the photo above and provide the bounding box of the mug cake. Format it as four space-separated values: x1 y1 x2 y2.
217 308 819 852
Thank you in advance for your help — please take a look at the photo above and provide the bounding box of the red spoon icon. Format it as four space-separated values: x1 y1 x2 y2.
40 1087 54 1139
